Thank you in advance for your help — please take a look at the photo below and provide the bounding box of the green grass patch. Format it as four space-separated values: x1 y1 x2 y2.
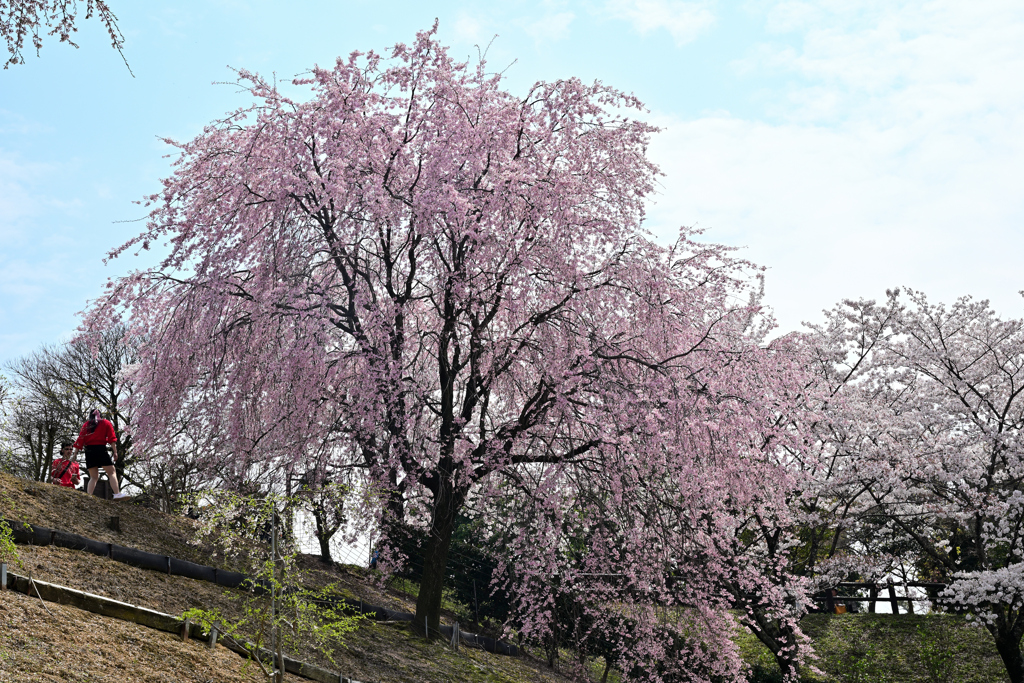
735 614 1008 682
386 575 471 617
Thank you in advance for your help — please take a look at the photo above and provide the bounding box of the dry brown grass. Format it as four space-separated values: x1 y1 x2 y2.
0 589 306 683
0 473 575 683
1 475 202 564
15 544 240 617
3 474 418 613
8 544 569 683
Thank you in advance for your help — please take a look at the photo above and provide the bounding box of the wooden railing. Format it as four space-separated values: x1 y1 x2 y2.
814 581 948 615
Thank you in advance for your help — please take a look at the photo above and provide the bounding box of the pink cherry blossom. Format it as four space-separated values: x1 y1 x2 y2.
0 0 127 70
86 28 816 681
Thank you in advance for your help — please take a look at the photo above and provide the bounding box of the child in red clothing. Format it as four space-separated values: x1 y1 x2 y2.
73 408 127 499
50 442 81 488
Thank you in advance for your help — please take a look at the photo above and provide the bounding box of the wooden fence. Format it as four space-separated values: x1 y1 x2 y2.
815 581 948 615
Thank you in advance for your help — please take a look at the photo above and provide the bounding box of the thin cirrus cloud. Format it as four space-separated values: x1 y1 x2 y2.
0 153 68 237
453 6 576 46
0 151 93 359
644 0 1024 331
453 0 715 52
603 0 717 46
748 1 1024 126
522 11 576 43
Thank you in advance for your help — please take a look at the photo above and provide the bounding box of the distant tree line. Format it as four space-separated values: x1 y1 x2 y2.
1 326 134 483
1 328 352 567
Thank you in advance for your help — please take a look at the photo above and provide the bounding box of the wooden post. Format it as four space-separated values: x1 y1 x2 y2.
887 584 900 615
181 617 191 641
904 583 915 615
272 513 281 683
92 477 113 500
868 584 878 613
1 562 7 591
207 626 218 649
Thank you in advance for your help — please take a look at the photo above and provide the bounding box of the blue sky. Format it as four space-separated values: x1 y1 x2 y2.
2 0 1023 366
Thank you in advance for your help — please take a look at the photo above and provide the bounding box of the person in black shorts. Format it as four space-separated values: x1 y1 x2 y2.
72 408 127 499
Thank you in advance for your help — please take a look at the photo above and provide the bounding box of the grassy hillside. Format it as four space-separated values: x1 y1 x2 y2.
0 474 569 683
735 611 1009 682
0 592 309 683
0 473 1015 682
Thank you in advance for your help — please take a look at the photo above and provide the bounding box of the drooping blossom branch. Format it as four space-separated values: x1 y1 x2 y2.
0 0 129 71
84 27 816 681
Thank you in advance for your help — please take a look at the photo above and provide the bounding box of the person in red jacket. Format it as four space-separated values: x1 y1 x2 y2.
50 442 81 488
73 408 127 499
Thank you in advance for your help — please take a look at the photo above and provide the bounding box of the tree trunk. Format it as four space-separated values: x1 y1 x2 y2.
312 505 334 565
414 477 463 637
768 631 800 681
386 476 405 524
374 490 407 561
114 437 126 490
547 629 559 670
745 606 801 681
990 620 1024 683
317 533 333 564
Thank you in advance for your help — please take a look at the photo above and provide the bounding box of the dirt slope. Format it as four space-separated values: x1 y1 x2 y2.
0 588 307 683
0 474 571 683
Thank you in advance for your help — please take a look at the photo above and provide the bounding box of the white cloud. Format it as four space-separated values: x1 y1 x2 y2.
0 109 51 136
523 11 576 43
0 160 36 229
760 0 825 33
453 4 576 50
0 146 98 361
0 152 58 235
453 12 488 46
644 0 1024 330
147 6 198 41
604 0 716 46
746 1 1024 126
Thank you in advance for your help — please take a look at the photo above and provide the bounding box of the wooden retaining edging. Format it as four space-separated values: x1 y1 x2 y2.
1 570 369 683
2 517 519 656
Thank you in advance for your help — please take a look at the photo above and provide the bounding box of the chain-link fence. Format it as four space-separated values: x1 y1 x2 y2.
287 508 509 630
288 508 374 568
